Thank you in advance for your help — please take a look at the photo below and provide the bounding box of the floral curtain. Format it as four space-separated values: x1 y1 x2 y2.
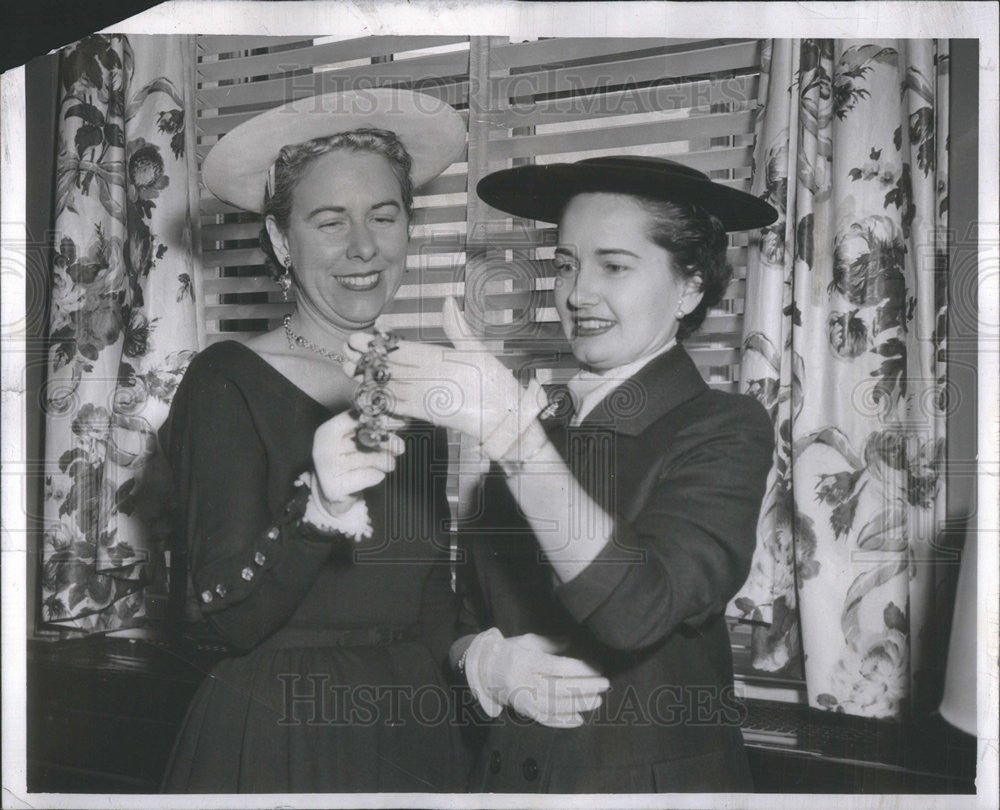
729 39 950 718
42 35 200 634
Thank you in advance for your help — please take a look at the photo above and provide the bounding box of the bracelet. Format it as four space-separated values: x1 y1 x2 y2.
352 328 399 450
497 422 550 477
457 644 471 676
480 378 548 461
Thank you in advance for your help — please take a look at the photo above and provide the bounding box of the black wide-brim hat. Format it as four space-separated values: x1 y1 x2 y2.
476 156 778 232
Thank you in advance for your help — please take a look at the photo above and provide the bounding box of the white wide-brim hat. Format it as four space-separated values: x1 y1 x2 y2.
202 88 467 213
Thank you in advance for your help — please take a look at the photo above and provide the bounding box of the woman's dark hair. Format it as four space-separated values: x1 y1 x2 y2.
258 128 414 277
633 196 732 341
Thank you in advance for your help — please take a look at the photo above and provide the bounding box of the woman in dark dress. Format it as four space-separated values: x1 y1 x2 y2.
345 157 779 792
159 89 468 792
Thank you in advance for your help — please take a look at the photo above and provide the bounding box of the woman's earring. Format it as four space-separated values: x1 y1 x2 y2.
277 257 293 301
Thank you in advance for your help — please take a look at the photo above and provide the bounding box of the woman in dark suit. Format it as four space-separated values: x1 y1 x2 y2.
344 156 778 793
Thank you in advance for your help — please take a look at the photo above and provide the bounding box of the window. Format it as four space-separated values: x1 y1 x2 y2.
193 39 776 690
194 35 762 392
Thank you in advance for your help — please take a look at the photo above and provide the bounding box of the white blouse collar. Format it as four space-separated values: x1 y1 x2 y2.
567 339 677 426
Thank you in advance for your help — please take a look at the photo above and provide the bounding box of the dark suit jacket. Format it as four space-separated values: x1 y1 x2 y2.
456 344 774 792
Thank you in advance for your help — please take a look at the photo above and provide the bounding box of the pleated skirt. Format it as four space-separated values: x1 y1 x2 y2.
162 638 465 793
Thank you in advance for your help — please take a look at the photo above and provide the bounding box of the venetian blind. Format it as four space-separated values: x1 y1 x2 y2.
193 36 761 390
461 37 762 392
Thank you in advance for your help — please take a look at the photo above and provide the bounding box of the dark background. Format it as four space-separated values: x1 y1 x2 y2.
3 0 169 73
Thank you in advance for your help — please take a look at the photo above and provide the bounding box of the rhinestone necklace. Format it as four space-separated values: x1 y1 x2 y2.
283 314 345 362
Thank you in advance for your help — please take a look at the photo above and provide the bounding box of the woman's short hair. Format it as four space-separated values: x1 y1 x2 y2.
632 196 732 341
259 128 414 275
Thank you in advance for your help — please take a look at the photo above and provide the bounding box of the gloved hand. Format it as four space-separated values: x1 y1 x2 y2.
463 628 610 728
342 298 548 460
310 411 406 514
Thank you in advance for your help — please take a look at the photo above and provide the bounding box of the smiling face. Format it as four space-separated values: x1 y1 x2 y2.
553 193 704 370
266 149 410 330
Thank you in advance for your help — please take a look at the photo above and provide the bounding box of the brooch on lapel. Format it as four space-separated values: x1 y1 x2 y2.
538 387 574 422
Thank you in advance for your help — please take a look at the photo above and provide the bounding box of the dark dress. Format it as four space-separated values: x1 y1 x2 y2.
457 345 774 793
160 341 466 793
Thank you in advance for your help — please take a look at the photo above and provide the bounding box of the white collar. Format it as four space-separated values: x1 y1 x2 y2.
566 340 676 426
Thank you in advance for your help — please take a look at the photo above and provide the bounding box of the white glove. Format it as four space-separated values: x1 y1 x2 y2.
310 411 406 515
342 298 548 460
463 628 610 728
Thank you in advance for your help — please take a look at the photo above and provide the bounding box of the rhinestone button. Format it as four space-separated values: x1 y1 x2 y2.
254 551 266 566
215 583 227 598
266 526 280 541
241 566 254 581
200 590 213 603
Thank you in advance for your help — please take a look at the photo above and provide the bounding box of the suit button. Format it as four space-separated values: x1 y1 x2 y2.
522 757 538 781
489 750 502 774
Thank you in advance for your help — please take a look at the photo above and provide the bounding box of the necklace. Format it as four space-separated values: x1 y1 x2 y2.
283 314 345 362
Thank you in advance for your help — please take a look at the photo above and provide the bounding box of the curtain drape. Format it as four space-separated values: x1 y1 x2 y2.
41 35 200 634
730 39 951 719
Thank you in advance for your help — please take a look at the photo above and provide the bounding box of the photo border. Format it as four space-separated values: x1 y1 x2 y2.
2 3 997 809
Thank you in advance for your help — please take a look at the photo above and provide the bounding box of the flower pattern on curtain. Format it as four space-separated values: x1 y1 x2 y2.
42 34 200 634
729 39 950 718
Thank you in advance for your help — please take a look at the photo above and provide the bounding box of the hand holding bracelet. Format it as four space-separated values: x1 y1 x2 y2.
351 328 400 450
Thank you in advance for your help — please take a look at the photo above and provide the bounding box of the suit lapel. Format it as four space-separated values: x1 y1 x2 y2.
579 344 709 435
536 347 708 513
